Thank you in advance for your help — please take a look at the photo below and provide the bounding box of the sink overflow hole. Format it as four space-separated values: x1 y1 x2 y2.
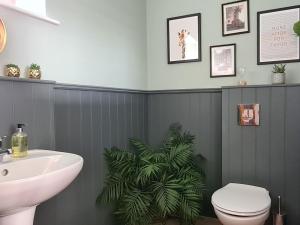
1 169 8 176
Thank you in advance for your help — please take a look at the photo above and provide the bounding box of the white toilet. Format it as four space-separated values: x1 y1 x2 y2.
211 183 271 225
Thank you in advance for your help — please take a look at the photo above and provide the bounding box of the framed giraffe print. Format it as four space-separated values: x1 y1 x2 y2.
167 13 201 64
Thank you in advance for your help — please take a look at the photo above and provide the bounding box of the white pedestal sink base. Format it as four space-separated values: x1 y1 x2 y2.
0 207 36 225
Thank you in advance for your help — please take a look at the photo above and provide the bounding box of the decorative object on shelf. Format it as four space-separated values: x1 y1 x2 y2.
97 124 205 225
167 13 201 64
210 44 236 78
272 64 286 84
0 19 7 53
222 0 250 36
28 63 41 79
294 21 300 36
257 6 300 65
238 104 260 126
238 67 247 85
5 64 20 77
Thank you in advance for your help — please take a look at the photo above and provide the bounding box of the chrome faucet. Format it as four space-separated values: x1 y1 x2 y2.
0 136 11 162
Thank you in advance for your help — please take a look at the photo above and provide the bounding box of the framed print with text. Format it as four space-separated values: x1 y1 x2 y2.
257 5 300 65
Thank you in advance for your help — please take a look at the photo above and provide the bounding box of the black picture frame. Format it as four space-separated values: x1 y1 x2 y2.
167 13 202 64
222 0 250 36
210 44 236 78
257 5 300 65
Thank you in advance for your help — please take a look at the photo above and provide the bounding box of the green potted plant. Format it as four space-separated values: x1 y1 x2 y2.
5 64 20 78
28 63 41 79
272 64 286 84
294 21 300 37
97 124 205 225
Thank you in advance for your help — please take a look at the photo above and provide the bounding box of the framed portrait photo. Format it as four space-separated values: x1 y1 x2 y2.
210 44 236 78
222 0 250 36
258 5 300 65
238 104 260 126
167 13 201 64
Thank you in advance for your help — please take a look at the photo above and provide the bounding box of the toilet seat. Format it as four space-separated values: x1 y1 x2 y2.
212 183 271 217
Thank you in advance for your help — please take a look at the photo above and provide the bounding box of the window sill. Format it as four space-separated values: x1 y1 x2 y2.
0 3 60 25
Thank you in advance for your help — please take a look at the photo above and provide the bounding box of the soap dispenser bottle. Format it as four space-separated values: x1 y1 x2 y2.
11 124 28 158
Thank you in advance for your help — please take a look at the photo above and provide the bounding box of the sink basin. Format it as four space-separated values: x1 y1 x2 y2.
0 150 83 225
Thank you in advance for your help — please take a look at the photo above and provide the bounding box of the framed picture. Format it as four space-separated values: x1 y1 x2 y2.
222 0 250 36
257 5 300 65
0 19 7 53
210 44 236 78
238 104 260 126
167 13 201 64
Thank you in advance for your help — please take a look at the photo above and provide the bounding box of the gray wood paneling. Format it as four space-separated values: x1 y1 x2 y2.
1 78 299 225
35 86 148 225
0 79 55 150
147 91 222 216
222 86 300 225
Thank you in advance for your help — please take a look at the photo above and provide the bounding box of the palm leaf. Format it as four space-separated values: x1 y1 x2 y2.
168 144 193 169
179 188 202 222
97 174 130 203
151 177 181 216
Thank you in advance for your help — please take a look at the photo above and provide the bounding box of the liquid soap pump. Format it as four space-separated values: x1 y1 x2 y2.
11 124 28 158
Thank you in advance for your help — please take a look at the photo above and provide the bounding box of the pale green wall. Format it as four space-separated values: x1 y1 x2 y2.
147 0 300 90
0 0 147 89
1 1 299 90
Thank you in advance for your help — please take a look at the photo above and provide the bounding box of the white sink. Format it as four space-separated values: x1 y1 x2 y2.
0 150 83 225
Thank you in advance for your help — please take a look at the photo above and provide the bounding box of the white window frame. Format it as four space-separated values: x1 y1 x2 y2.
0 0 60 25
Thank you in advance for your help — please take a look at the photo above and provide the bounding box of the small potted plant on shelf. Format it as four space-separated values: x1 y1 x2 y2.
294 21 300 37
5 64 20 78
28 63 41 80
272 64 286 85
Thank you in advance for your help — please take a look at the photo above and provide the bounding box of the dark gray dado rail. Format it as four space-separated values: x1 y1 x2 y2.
0 77 299 225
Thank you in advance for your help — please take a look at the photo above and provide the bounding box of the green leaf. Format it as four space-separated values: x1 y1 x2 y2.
179 188 202 222
294 21 300 37
151 177 181 216
168 144 193 169
97 174 129 203
116 189 154 225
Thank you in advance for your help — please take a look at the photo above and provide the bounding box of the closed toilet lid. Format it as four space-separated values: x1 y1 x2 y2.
212 183 271 216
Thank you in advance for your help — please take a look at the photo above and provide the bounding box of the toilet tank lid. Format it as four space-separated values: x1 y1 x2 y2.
212 183 271 214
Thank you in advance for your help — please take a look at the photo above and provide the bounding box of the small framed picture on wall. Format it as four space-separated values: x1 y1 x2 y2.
238 104 260 126
257 6 300 65
167 13 201 64
222 0 250 36
210 44 236 78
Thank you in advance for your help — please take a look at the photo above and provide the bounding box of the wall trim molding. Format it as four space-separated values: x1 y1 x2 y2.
2 77 300 93
222 83 300 89
0 76 56 84
55 83 221 94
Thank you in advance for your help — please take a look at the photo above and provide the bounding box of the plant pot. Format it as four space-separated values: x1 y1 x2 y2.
5 66 20 78
272 72 285 84
28 69 41 79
